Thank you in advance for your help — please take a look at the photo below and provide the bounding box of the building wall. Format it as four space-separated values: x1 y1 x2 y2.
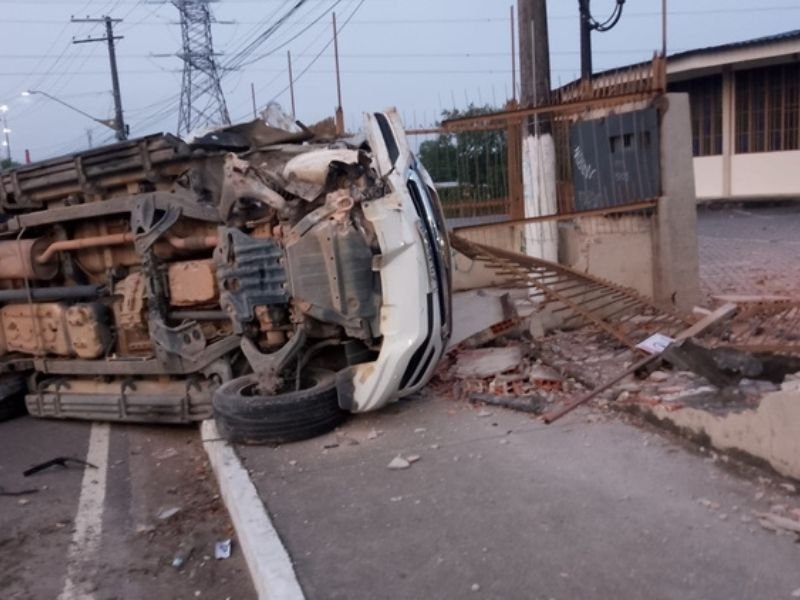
730 151 800 197
694 156 725 198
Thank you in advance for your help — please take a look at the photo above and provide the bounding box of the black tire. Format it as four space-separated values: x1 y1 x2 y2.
213 368 346 445
0 374 28 422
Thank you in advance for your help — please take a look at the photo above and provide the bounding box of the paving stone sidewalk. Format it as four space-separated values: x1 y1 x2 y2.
698 204 800 300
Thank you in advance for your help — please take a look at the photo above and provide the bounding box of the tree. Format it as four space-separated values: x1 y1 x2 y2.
418 105 507 211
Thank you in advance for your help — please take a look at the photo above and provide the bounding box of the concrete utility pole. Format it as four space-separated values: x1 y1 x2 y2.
72 16 127 141
518 0 551 107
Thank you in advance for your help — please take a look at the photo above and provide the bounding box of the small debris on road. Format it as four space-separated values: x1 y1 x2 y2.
387 456 411 470
791 587 800 598
414 428 427 434
214 539 233 560
406 454 421 464
157 506 181 521
477 409 493 418
367 429 383 440
0 485 39 497
470 583 481 592
23 456 97 477
172 543 194 569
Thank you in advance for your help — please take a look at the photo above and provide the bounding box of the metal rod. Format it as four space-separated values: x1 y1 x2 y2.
333 12 344 135
510 5 517 103
542 352 656 424
287 50 296 119
251 82 257 119
453 200 657 232
0 285 102 302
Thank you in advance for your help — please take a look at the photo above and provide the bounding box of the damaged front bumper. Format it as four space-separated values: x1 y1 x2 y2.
336 110 451 413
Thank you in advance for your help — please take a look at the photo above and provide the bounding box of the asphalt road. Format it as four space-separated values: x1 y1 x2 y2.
0 416 255 600
239 394 800 600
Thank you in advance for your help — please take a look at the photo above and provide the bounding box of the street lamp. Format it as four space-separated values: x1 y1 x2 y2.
0 104 10 162
21 90 121 135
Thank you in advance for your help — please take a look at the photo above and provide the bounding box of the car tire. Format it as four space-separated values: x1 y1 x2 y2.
0 374 28 422
212 368 346 445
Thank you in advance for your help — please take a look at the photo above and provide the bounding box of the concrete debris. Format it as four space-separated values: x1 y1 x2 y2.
697 498 721 510
157 507 181 521
779 483 797 494
470 393 546 415
172 543 194 569
792 587 800 598
387 456 411 470
367 429 383 440
755 512 800 535
470 584 481 592
406 455 421 464
154 447 179 461
477 409 493 418
414 428 427 434
649 371 670 383
453 346 524 379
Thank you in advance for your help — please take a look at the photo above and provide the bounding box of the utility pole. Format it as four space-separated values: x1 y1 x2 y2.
578 0 626 82
86 128 94 149
518 0 551 108
250 82 257 119
332 12 344 136
72 16 127 141
579 0 593 82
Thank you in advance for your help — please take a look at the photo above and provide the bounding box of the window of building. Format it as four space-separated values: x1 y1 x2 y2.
735 63 800 153
670 75 723 156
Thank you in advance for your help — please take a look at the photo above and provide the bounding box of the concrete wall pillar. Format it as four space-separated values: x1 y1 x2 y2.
653 93 702 312
721 68 734 198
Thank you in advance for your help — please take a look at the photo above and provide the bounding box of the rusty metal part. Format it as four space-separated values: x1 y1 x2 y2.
451 235 690 350
241 328 306 395
0 238 58 280
36 232 134 264
1 302 108 359
113 272 152 356
704 300 800 355
168 259 218 307
25 376 214 423
36 231 218 266
541 302 740 424
453 200 658 233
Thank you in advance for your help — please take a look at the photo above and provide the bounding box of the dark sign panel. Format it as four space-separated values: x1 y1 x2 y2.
569 107 661 211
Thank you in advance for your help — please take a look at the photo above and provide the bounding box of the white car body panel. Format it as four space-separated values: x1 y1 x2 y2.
339 109 449 412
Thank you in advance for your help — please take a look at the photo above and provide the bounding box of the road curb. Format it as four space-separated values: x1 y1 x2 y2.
201 420 305 600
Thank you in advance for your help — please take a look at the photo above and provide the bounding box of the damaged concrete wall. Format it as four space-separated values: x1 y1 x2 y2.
452 248 511 292
559 214 657 299
557 93 700 312
647 389 800 481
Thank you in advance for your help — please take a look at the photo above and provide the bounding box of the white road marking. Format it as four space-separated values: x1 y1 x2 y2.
202 420 305 600
58 422 111 600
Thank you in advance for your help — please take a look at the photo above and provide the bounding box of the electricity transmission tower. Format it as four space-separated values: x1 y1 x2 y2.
172 0 230 135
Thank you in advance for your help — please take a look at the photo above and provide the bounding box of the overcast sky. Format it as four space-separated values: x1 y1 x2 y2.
0 0 796 161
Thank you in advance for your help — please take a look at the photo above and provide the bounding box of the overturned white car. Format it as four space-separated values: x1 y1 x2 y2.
0 109 451 443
